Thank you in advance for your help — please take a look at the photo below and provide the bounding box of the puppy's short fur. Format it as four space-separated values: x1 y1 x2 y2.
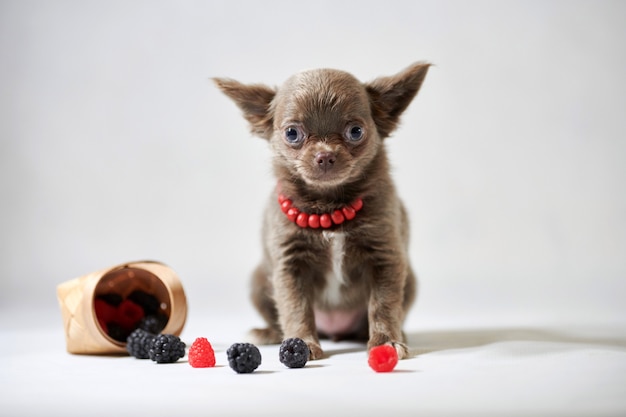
214 62 430 360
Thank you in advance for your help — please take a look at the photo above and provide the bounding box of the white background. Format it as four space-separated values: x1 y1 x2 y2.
2 2 626 416
1 0 624 326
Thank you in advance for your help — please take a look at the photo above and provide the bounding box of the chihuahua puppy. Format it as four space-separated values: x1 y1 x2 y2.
214 62 429 360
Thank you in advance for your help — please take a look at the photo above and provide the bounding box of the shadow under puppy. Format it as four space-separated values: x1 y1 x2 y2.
214 62 430 360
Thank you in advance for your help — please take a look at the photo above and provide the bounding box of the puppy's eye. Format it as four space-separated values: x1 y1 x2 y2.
346 125 364 142
284 126 305 144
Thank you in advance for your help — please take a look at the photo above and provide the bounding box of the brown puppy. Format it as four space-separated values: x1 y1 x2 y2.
214 62 430 360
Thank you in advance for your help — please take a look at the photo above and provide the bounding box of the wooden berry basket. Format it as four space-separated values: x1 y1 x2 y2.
57 261 187 354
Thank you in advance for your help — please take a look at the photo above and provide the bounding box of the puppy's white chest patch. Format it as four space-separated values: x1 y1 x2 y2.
321 231 346 306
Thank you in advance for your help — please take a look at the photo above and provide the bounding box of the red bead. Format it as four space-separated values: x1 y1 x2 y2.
279 193 363 227
280 199 292 213
331 210 345 225
351 198 363 212
296 212 309 228
320 214 332 228
308 214 320 228
342 206 356 220
287 207 299 222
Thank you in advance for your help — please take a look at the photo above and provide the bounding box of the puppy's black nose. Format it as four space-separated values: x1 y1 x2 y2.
315 151 336 171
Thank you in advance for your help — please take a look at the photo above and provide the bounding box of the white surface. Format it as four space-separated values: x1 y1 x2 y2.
2 311 626 417
1 1 626 416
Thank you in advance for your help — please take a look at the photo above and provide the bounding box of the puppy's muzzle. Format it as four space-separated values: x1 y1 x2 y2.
315 151 336 173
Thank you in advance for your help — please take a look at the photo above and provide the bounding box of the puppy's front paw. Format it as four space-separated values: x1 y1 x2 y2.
391 341 410 360
368 335 410 360
248 327 282 345
305 340 324 360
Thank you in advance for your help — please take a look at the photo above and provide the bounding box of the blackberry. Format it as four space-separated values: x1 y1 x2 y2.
279 338 310 368
96 293 123 306
149 334 186 364
128 290 160 315
226 343 262 373
138 314 168 334
126 328 156 359
107 322 128 342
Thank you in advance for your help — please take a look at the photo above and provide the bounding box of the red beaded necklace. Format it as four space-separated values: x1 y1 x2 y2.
277 191 363 229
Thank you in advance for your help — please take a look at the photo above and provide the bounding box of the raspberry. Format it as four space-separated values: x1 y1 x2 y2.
188 337 216 368
97 318 108 335
226 343 261 373
126 328 156 359
115 299 145 332
94 298 117 323
279 338 310 368
368 344 398 372
149 334 186 364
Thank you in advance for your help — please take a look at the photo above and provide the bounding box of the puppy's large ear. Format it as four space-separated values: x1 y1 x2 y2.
213 78 276 140
366 62 430 138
